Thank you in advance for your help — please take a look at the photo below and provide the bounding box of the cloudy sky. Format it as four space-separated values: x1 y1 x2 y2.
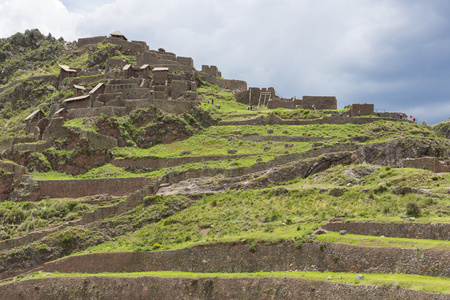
1 0 449 124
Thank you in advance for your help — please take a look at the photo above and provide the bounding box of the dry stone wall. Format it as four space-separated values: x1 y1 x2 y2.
323 222 450 240
402 157 450 173
112 154 255 170
42 242 450 277
35 177 155 199
1 276 446 300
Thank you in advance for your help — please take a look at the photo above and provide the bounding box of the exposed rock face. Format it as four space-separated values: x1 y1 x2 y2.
44 148 112 175
354 138 450 167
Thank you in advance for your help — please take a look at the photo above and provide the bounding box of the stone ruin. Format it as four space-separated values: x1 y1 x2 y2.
345 103 374 117
402 157 450 173
235 87 338 110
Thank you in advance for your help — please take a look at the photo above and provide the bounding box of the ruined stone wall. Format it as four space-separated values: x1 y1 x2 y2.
177 56 194 67
219 115 410 126
77 36 107 48
153 99 196 114
66 107 127 119
302 96 337 110
106 38 147 55
402 157 450 173
0 185 156 251
130 40 149 50
96 93 122 105
105 83 138 94
12 141 50 153
112 154 254 170
0 161 27 180
200 72 247 91
4 276 447 300
105 58 125 71
35 177 155 199
349 103 374 117
202 65 221 77
28 75 58 84
170 80 189 99
1 277 446 300
267 99 295 109
322 222 449 241
136 51 158 65
158 52 177 61
376 112 408 119
42 242 449 277
0 137 36 152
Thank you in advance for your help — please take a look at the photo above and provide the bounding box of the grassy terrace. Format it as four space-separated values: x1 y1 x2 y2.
32 155 277 180
6 271 450 294
315 232 450 250
285 165 450 189
74 180 449 254
0 198 122 240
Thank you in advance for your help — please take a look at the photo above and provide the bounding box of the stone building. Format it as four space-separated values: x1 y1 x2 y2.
63 95 91 109
110 30 127 41
59 65 78 82
345 103 374 117
302 96 337 110
25 109 45 135
73 85 85 97
152 67 169 86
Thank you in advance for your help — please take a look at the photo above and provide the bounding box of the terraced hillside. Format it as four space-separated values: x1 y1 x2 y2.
0 30 449 299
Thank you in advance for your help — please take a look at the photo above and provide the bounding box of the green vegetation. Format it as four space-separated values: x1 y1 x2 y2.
0 199 94 240
80 182 450 254
315 232 450 250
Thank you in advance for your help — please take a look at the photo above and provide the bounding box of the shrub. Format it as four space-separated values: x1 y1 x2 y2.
406 202 421 217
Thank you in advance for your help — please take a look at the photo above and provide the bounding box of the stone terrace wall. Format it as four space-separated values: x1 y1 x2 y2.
0 161 27 180
35 177 155 199
42 242 450 277
402 157 450 173
1 277 446 300
323 222 450 240
113 154 255 170
0 185 156 252
66 106 127 119
0 137 36 152
219 115 409 126
153 99 196 114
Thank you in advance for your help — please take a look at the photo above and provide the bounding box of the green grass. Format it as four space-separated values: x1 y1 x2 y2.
113 133 313 159
80 182 450 254
315 232 450 250
287 164 450 190
64 118 98 132
0 199 95 240
8 271 450 294
33 164 143 180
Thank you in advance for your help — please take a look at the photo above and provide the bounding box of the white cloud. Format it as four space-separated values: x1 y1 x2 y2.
0 0 78 40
